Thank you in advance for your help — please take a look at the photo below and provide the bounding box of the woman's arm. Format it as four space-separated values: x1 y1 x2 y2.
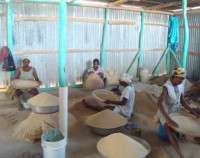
158 87 178 127
32 68 40 82
104 97 128 106
15 68 21 79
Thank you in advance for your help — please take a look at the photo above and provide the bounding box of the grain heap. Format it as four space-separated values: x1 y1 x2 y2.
84 74 104 90
13 113 57 143
97 133 149 158
105 70 119 85
13 93 59 143
85 110 127 129
28 92 58 107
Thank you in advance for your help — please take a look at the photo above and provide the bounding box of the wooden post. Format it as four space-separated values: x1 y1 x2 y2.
181 0 189 68
58 0 68 142
7 0 15 78
138 12 144 79
100 8 108 69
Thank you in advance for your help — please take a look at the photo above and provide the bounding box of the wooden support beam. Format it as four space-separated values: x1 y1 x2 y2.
111 0 129 6
147 1 181 10
15 48 165 56
15 15 169 27
181 0 189 68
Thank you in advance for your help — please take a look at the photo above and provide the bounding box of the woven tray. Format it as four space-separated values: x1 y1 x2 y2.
92 89 120 102
11 79 40 89
170 113 200 137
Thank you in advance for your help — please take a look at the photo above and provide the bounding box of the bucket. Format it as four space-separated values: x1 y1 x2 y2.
41 134 66 158
140 69 149 82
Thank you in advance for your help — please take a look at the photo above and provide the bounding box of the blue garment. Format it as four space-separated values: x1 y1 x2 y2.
168 16 179 52
158 124 169 141
2 50 16 71
158 123 184 142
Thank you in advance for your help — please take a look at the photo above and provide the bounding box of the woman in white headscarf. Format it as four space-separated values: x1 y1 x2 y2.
83 74 135 119
104 73 135 118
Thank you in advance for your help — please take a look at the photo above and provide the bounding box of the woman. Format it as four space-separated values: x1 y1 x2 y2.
104 73 135 118
86 59 106 84
83 73 135 119
14 58 41 109
157 68 199 158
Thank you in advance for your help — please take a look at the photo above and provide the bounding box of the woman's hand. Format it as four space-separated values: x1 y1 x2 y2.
37 80 42 86
167 119 179 128
191 108 200 118
98 72 104 79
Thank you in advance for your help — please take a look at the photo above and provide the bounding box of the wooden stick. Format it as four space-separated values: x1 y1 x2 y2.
178 51 200 56
111 0 129 6
180 25 200 29
15 48 165 55
15 15 168 27
145 22 168 27
190 51 200 56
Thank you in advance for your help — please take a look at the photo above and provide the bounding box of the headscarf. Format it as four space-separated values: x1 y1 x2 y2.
120 73 132 84
172 67 186 78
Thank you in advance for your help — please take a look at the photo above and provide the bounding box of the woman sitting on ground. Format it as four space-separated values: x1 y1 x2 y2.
157 67 200 158
85 58 106 85
13 58 41 109
83 74 135 119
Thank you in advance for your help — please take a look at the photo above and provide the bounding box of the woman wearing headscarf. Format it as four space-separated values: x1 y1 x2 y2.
157 67 200 158
83 73 135 119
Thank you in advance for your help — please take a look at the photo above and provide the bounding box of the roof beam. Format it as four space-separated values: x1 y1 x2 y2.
147 0 200 10
147 1 181 10
111 0 129 6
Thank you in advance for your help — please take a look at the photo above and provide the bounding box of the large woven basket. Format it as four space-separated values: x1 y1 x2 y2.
92 89 120 102
97 133 151 158
169 113 200 137
11 79 40 89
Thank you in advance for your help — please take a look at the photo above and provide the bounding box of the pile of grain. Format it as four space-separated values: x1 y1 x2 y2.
85 110 127 129
13 113 57 143
0 92 9 101
105 70 119 85
11 79 40 89
0 92 18 107
170 113 200 137
92 89 120 102
84 74 104 90
28 92 58 107
97 133 149 158
69 113 77 128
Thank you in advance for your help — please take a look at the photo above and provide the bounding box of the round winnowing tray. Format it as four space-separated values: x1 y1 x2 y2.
170 113 200 137
11 79 40 89
28 92 59 114
92 89 120 102
97 133 150 158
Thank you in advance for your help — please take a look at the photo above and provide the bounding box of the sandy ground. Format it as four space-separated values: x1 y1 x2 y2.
0 88 199 158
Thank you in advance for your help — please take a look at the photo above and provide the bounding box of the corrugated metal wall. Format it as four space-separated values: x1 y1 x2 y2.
0 3 8 88
0 3 169 87
179 13 200 81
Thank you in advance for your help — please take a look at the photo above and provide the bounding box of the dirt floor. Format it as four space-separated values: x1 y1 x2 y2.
0 87 199 158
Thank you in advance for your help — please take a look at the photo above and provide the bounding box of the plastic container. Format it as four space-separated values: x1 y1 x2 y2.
41 134 66 158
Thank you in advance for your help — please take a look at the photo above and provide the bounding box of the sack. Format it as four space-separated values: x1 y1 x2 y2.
84 74 104 90
2 53 16 71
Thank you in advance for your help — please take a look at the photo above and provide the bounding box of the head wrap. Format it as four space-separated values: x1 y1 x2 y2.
120 73 132 84
172 67 186 78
